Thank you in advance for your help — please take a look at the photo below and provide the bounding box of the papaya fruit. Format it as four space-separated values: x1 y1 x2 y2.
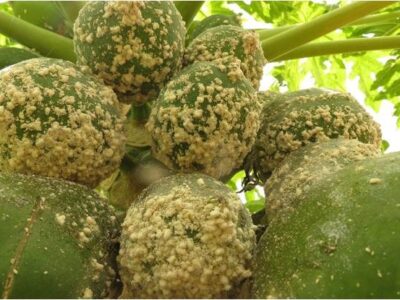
249 88 381 181
185 25 265 89
264 138 380 220
252 151 400 298
146 58 260 179
0 58 125 187
118 173 255 298
0 47 39 70
73 1 186 104
0 172 120 298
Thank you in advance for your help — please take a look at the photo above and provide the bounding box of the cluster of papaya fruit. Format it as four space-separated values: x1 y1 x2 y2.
0 1 399 299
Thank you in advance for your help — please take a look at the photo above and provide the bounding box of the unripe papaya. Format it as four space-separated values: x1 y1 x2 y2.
252 152 400 298
118 173 255 298
0 172 120 298
73 1 186 103
264 138 380 220
0 58 126 187
185 25 265 89
249 88 381 181
146 58 260 179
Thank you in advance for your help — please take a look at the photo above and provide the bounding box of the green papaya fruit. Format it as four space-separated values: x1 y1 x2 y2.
73 1 186 104
0 47 39 70
252 152 400 298
0 58 126 187
0 172 120 298
118 173 255 298
249 88 381 181
185 25 265 89
146 58 260 179
264 138 380 220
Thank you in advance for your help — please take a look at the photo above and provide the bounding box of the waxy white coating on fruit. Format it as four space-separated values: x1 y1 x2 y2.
185 25 265 89
118 174 255 298
74 1 186 103
254 88 381 178
146 59 260 179
0 58 125 187
265 139 380 218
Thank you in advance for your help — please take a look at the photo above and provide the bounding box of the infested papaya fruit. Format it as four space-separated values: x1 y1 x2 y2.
0 172 120 298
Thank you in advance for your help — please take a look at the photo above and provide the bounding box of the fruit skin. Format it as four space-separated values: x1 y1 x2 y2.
250 88 381 181
264 138 380 220
0 47 39 70
146 59 260 179
0 172 120 298
0 58 125 187
252 152 400 298
184 25 265 90
118 173 255 298
186 14 241 45
73 1 186 104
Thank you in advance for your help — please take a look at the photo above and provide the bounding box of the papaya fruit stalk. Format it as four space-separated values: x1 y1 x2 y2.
262 1 393 61
258 10 400 40
174 1 204 26
271 36 400 62
0 11 75 61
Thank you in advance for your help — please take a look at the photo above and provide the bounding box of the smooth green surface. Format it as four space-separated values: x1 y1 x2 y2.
0 172 119 298
0 11 75 61
0 47 39 70
253 152 400 298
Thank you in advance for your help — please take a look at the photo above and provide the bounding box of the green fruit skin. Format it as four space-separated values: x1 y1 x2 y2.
73 1 186 104
0 57 125 187
118 173 255 298
252 152 400 298
252 88 382 181
185 25 265 90
0 172 120 298
0 47 39 70
146 59 260 179
186 14 241 45
264 138 380 221
11 2 73 37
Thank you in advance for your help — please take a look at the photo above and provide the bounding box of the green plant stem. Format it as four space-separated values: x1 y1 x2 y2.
262 1 393 61
350 10 400 26
258 10 400 40
272 36 400 62
0 11 75 61
174 1 204 26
